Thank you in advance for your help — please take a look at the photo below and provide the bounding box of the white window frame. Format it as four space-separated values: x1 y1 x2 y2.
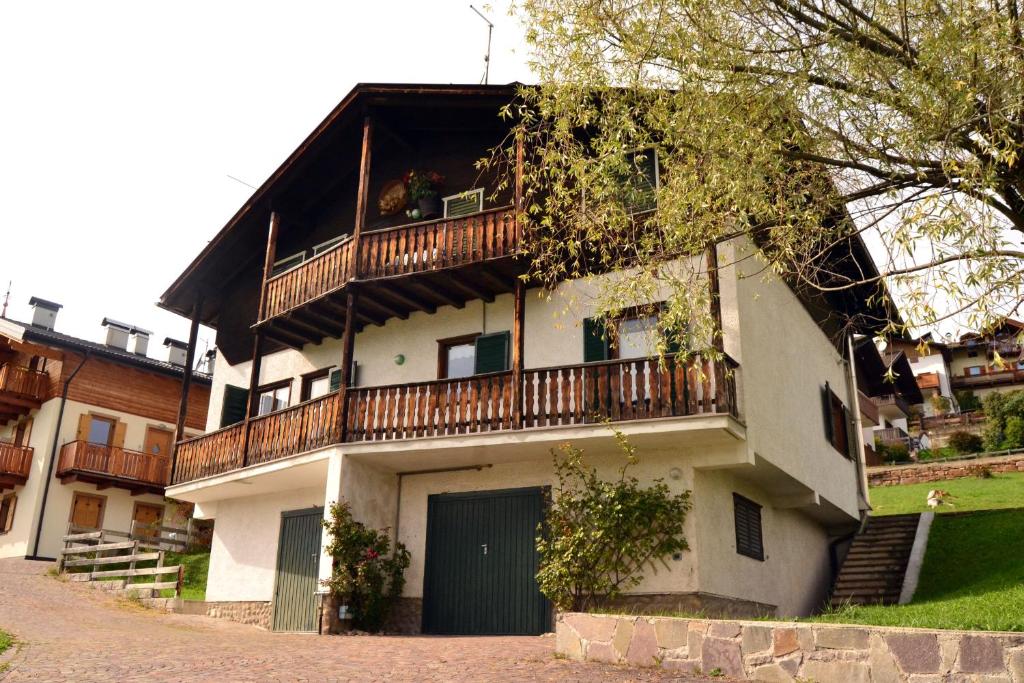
271 252 306 277
442 188 484 218
312 236 345 256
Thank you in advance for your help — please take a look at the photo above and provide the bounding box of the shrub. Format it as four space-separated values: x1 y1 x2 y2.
535 429 692 612
956 390 982 413
949 430 983 454
879 442 911 464
929 394 951 416
968 464 994 479
321 501 410 632
1003 416 1024 450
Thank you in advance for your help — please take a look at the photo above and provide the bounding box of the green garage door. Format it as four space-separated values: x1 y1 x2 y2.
271 507 323 632
422 487 550 635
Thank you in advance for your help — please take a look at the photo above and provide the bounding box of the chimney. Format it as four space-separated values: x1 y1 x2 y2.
128 326 152 357
101 318 132 350
164 337 189 367
28 297 62 330
204 349 217 374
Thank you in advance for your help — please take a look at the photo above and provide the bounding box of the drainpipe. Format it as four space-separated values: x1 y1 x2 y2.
29 352 90 560
844 334 870 521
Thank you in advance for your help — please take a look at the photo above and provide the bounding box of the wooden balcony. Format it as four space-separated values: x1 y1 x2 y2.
57 441 170 495
258 206 523 348
0 443 33 491
952 369 1024 390
172 355 738 485
0 364 48 424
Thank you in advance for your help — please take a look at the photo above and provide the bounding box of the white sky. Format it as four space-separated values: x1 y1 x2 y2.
0 1 532 362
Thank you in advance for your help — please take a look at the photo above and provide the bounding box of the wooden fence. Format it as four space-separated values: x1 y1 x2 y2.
58 531 182 596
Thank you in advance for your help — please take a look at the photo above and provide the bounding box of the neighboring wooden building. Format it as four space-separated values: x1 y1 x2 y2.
160 83 887 635
0 299 211 559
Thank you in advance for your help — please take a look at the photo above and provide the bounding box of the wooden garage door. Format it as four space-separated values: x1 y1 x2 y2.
422 487 549 635
271 507 323 632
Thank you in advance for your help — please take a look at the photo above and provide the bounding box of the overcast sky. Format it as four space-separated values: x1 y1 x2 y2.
0 1 531 362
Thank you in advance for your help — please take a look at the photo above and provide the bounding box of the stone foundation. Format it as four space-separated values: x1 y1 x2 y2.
598 592 775 620
385 597 423 634
868 452 1024 486
177 600 273 630
557 612 1024 681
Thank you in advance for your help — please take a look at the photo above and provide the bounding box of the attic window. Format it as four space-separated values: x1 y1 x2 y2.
443 189 484 218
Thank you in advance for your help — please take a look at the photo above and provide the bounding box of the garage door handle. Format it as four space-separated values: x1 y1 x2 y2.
481 544 488 555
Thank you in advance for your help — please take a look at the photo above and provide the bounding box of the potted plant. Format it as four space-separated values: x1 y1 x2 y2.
404 169 445 218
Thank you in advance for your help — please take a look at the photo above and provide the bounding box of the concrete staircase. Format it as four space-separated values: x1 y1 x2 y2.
830 513 920 607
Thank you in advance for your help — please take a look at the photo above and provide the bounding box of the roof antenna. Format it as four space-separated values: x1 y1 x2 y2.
1 281 10 319
470 5 494 84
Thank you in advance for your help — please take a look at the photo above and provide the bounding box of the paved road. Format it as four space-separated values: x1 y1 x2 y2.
0 558 706 682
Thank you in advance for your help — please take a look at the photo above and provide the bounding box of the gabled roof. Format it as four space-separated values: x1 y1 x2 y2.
0 318 211 384
853 338 924 403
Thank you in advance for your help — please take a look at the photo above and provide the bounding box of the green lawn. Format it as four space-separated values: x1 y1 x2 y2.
163 550 209 601
813 508 1024 631
868 471 1024 516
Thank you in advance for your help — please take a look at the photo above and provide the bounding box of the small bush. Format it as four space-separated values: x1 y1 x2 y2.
1003 416 1024 450
881 442 911 464
969 465 994 479
956 390 982 412
949 430 983 454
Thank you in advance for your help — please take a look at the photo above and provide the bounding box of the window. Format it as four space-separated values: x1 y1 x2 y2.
733 494 764 561
443 189 484 218
622 148 660 213
256 381 291 416
438 334 479 379
86 416 116 446
301 368 341 401
0 494 16 534
270 252 305 278
312 236 345 256
220 384 249 428
474 332 511 374
616 315 659 360
583 307 676 363
822 383 851 458
966 365 984 376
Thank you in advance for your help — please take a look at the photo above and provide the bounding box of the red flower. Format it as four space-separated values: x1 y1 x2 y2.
366 549 380 560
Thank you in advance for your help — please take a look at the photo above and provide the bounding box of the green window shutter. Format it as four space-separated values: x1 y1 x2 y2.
328 369 342 392
822 382 835 445
221 384 249 428
474 332 510 374
583 317 610 363
625 149 658 212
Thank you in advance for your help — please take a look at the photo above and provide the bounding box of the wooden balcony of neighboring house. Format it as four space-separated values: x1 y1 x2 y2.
56 441 169 495
951 368 1024 390
257 206 523 349
172 354 739 486
0 363 48 425
874 426 909 446
857 389 880 426
916 372 940 391
873 393 911 418
0 442 33 491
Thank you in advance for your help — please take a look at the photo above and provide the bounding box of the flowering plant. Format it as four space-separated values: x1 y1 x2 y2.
403 169 445 201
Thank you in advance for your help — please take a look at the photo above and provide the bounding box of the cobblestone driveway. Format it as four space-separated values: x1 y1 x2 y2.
0 559 708 682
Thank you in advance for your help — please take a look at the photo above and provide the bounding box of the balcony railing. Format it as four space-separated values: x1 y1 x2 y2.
171 355 738 485
874 394 911 417
57 441 170 489
0 443 33 483
952 369 1024 389
0 364 48 402
258 206 517 323
874 426 909 445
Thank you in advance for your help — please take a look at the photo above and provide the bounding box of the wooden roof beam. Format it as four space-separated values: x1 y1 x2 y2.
359 296 407 322
408 281 464 310
376 285 436 315
446 271 495 303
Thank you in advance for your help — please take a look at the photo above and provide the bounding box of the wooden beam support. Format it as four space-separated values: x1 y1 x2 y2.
257 212 282 321
377 285 436 314
171 294 202 486
511 279 525 428
476 268 516 293
263 326 305 351
706 243 724 353
338 291 359 438
351 115 374 279
240 331 264 466
409 280 464 310
359 295 407 322
356 308 386 328
447 271 495 302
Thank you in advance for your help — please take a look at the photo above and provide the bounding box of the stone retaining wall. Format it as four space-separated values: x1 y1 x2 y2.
868 453 1024 486
174 600 273 630
556 613 1024 681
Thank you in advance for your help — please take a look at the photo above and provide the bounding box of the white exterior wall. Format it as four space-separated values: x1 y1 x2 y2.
205 486 324 602
0 397 201 560
909 353 953 415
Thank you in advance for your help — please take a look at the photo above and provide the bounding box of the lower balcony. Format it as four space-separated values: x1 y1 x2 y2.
57 441 170 495
172 355 739 485
0 364 48 425
0 443 33 491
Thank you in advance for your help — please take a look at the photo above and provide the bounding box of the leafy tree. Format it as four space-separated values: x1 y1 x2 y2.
321 501 410 632
956 390 983 413
981 389 1024 449
929 394 952 416
535 430 692 612
499 1 1024 347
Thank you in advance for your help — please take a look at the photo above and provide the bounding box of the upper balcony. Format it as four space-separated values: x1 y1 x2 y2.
0 363 48 424
0 443 33 491
172 354 739 486
258 206 521 348
952 368 1024 390
57 441 169 495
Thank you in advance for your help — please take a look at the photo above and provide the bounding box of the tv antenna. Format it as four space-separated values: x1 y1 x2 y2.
470 5 494 84
1 281 9 319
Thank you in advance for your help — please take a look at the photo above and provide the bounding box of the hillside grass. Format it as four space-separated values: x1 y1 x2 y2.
868 471 1024 516
812 508 1024 631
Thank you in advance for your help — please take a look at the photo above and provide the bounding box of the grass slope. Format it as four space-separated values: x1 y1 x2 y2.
815 508 1024 631
868 471 1024 516
164 550 209 601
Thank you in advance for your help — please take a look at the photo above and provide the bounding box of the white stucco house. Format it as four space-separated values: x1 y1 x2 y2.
159 83 885 635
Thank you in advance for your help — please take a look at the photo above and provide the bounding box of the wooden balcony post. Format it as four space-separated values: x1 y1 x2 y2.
351 115 374 279
705 243 728 412
338 291 359 440
241 331 264 466
511 279 525 427
258 212 281 321
171 296 202 484
514 131 524 244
